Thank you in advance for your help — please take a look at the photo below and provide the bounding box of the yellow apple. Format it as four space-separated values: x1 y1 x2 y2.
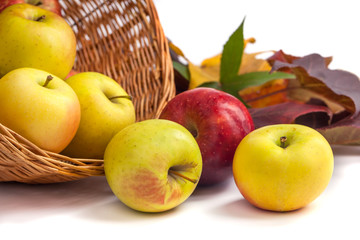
233 124 334 212
61 72 136 159
104 119 202 213
0 3 76 79
0 68 81 153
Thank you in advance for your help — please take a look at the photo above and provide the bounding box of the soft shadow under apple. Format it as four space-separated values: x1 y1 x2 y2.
210 198 313 225
332 145 360 156
0 176 114 223
190 178 234 201
76 198 180 223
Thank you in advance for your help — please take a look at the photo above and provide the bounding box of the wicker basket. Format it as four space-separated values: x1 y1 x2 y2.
0 0 175 184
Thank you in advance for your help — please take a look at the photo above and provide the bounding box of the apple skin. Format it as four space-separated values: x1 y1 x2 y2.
0 68 81 153
61 72 136 159
27 0 62 16
0 3 76 79
159 87 254 186
104 119 202 212
0 0 62 15
0 0 23 13
233 124 334 212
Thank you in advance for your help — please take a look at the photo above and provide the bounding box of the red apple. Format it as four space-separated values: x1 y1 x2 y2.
0 0 23 13
159 87 254 186
0 0 61 15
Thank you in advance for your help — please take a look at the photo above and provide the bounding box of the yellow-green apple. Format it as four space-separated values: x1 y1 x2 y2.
0 3 76 79
0 68 81 153
159 87 254 186
61 72 136 159
104 119 202 212
233 124 334 212
0 0 62 15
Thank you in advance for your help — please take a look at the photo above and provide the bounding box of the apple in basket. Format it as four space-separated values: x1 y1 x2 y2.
104 119 202 212
233 124 334 212
0 3 76 79
0 68 81 153
61 72 136 159
0 0 62 15
159 87 254 186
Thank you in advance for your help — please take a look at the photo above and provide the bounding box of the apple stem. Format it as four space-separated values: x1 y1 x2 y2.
43 75 53 87
35 15 46 22
280 136 287 149
109 95 133 101
169 169 198 184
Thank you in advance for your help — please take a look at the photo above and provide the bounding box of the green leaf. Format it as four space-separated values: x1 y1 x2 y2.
198 81 249 107
173 61 190 81
197 81 222 90
223 71 295 94
220 18 245 83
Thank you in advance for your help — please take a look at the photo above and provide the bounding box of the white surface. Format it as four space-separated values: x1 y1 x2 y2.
2 1 360 239
1 146 360 239
155 0 360 77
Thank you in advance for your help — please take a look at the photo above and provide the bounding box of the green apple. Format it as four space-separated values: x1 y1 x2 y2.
0 3 76 79
104 119 202 213
61 72 136 159
0 68 81 153
233 124 334 212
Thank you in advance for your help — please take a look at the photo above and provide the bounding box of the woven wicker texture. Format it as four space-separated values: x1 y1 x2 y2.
0 0 175 184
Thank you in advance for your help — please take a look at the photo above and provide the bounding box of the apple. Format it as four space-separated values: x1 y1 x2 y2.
104 119 202 212
159 87 254 186
0 0 62 15
0 3 76 79
233 124 334 212
0 0 23 13
0 68 81 153
61 72 136 159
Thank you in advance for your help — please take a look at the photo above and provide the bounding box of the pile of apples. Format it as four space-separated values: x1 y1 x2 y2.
0 2 136 159
0 2 334 214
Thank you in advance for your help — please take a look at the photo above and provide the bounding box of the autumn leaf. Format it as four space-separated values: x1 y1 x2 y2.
239 78 289 108
199 38 257 80
318 116 360 145
199 49 292 108
221 71 295 102
169 19 272 92
270 52 360 116
239 50 273 74
249 101 333 129
196 19 295 102
188 62 218 89
245 50 360 145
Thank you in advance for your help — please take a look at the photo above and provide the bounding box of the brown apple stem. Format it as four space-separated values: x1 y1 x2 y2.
169 170 198 184
280 136 287 149
109 95 133 101
35 15 46 22
43 75 53 87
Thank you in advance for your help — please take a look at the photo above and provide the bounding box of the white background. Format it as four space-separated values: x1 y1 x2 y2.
2 1 360 239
